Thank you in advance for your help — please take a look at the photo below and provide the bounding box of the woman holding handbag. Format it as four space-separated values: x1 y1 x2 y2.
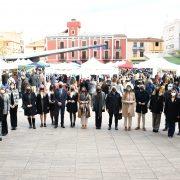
122 84 136 131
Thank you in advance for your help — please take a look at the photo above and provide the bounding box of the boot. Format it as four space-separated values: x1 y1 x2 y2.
32 118 36 129
28 117 32 129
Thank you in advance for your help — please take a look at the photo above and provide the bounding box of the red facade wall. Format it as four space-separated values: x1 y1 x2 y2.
121 39 126 60
47 40 57 63
46 37 127 63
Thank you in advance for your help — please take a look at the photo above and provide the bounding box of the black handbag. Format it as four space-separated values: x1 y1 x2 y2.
118 113 122 120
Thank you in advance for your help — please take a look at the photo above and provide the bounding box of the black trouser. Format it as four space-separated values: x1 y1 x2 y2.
168 121 175 137
2 114 8 135
164 113 169 129
54 106 65 126
10 106 18 128
109 113 118 128
70 112 76 125
95 111 102 128
50 109 55 123
0 121 2 138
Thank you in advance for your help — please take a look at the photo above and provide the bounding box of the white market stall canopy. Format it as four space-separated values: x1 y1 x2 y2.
80 58 119 76
134 57 180 71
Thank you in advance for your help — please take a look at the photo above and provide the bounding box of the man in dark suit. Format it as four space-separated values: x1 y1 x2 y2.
54 82 67 128
106 86 122 130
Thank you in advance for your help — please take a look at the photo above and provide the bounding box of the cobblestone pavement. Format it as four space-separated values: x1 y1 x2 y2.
0 108 180 180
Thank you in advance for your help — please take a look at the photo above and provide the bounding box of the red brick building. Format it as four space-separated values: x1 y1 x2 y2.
45 19 127 63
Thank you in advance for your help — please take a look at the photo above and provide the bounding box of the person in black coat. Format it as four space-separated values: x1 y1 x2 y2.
66 85 78 128
163 83 173 131
135 84 149 131
36 85 49 127
92 86 106 129
164 89 180 138
149 87 164 132
0 93 4 141
49 85 56 125
54 82 67 128
106 86 122 130
22 86 37 129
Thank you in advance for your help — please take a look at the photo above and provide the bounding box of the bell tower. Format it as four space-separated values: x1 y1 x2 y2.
67 19 81 36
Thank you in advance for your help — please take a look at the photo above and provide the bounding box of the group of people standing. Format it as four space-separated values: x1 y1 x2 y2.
0 70 180 142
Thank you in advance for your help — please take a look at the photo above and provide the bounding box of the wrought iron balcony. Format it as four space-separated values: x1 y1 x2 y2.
132 46 145 51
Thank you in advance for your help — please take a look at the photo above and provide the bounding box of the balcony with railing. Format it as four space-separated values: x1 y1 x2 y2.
132 46 144 51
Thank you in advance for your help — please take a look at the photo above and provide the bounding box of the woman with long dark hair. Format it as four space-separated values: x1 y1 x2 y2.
9 82 19 130
36 85 49 127
0 85 10 136
164 88 180 138
49 85 56 125
66 85 78 127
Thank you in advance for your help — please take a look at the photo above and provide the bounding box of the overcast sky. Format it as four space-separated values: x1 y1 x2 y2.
0 0 179 43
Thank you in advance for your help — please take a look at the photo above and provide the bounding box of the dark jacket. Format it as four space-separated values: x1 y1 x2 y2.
92 92 106 112
163 90 171 113
36 93 49 114
54 88 67 108
106 92 122 114
149 94 164 114
164 97 180 122
0 95 4 121
136 90 150 114
29 74 39 87
22 92 37 116
66 92 78 113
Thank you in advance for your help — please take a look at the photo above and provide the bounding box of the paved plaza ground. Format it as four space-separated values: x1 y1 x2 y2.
0 108 180 180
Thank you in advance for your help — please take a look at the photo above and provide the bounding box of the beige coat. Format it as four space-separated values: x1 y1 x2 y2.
122 91 136 118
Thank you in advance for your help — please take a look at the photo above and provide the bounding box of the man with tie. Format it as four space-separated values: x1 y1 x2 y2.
54 82 67 128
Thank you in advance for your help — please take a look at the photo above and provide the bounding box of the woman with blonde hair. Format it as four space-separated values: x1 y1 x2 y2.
78 87 91 129
122 84 136 131
149 85 164 133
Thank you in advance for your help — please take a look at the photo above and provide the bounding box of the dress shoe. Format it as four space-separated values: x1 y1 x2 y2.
108 127 111 130
61 125 65 128
73 122 75 127
115 127 118 130
168 135 173 138
163 128 168 131
40 123 43 127
143 127 146 131
11 127 16 130
135 127 140 130
2 133 8 136
177 132 180 136
0 137 2 141
54 125 58 128
44 123 47 127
